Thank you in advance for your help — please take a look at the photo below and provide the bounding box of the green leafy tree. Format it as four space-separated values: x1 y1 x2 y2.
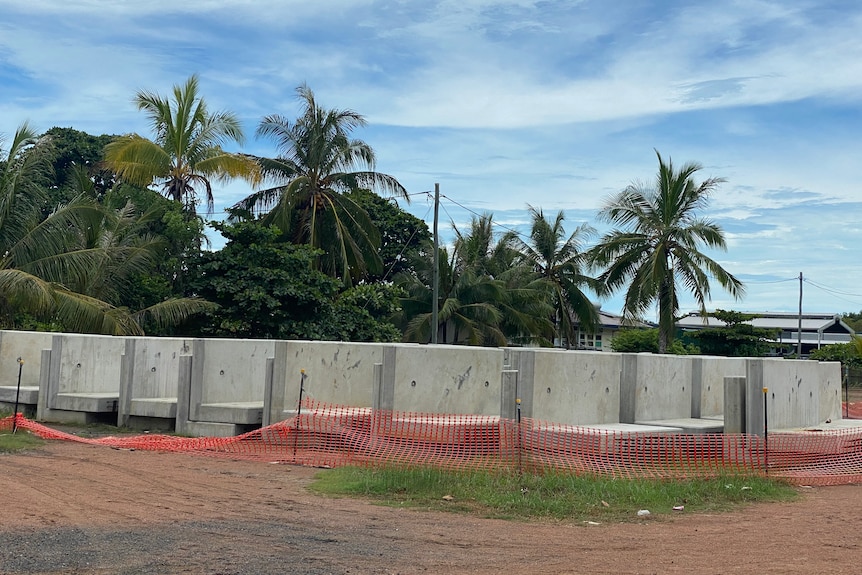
44 127 117 201
187 222 400 341
0 123 173 334
231 85 408 284
104 75 259 215
809 336 862 369
512 206 600 348
393 214 554 346
345 188 430 282
589 151 744 353
610 328 699 354
685 310 782 357
841 311 862 333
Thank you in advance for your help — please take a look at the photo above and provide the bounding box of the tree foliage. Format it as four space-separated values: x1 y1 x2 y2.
232 85 408 285
589 150 744 353
610 328 699 354
104 75 259 214
186 222 400 341
685 310 782 357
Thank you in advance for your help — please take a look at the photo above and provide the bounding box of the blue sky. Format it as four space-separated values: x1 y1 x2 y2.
1 0 861 320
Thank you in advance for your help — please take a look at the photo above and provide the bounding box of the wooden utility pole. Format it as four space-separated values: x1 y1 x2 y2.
431 183 440 344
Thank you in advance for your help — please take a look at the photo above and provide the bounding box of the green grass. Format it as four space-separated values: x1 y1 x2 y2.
0 430 45 453
310 466 798 523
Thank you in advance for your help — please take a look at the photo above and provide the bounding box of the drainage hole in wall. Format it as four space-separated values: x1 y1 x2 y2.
219 369 225 376
546 387 551 394
484 381 489 387
411 380 416 387
682 386 685 392
76 363 81 368
644 386 648 393
605 387 610 394
151 367 156 372
809 391 813 398
772 393 775 399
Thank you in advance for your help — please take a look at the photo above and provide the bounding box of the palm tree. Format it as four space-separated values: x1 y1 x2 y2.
104 75 259 215
0 124 212 335
394 245 508 345
394 214 553 346
512 206 601 348
231 84 408 284
588 151 744 353
0 123 138 333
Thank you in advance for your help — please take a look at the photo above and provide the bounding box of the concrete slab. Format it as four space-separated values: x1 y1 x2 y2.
129 397 177 419
636 418 724 434
0 385 39 405
53 392 119 413
198 401 264 424
182 420 258 438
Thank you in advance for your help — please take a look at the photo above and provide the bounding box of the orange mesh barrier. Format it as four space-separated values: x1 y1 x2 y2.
844 402 862 419
3 399 862 486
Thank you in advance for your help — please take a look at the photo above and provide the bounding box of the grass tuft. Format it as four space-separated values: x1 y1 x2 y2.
310 466 798 523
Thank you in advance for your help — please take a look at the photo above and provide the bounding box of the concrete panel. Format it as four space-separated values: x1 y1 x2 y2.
723 376 746 434
0 330 55 388
695 356 746 418
529 349 622 426
52 333 126 395
631 353 693 422
193 338 274 405
389 344 504 415
119 337 193 426
280 340 383 411
744 358 842 433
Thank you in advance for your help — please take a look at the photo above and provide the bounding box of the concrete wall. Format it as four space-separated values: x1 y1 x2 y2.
387 344 504 415
50 333 126 395
745 358 842 432
0 330 54 387
693 356 746 417
118 337 193 427
619 353 693 423
191 338 274 405
526 349 622 426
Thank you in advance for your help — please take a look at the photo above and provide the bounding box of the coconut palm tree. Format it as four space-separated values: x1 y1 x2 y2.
394 244 508 345
104 74 259 215
231 84 408 284
394 214 553 346
0 124 212 335
588 151 744 353
512 206 601 348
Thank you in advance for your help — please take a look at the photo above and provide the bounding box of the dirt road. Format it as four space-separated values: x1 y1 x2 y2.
1 442 860 574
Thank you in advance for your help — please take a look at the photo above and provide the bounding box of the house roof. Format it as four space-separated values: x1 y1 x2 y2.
677 311 855 335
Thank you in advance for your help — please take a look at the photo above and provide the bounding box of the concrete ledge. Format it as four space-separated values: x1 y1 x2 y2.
636 418 724 434
54 392 119 413
129 397 177 419
0 385 39 405
183 420 259 438
198 401 264 424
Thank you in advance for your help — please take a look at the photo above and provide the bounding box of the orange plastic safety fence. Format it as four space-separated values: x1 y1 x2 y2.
843 402 862 419
3 398 862 486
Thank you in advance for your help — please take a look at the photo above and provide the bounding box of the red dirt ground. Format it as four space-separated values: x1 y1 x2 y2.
1 441 860 575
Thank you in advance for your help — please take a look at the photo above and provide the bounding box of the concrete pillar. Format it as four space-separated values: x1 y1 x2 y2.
503 348 534 419
745 359 765 436
723 376 746 433
175 354 193 436
500 368 518 421
690 357 703 418
372 360 394 411
619 353 638 423
36 348 52 421
380 345 396 411
262 357 275 427
117 339 135 428
189 339 206 421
